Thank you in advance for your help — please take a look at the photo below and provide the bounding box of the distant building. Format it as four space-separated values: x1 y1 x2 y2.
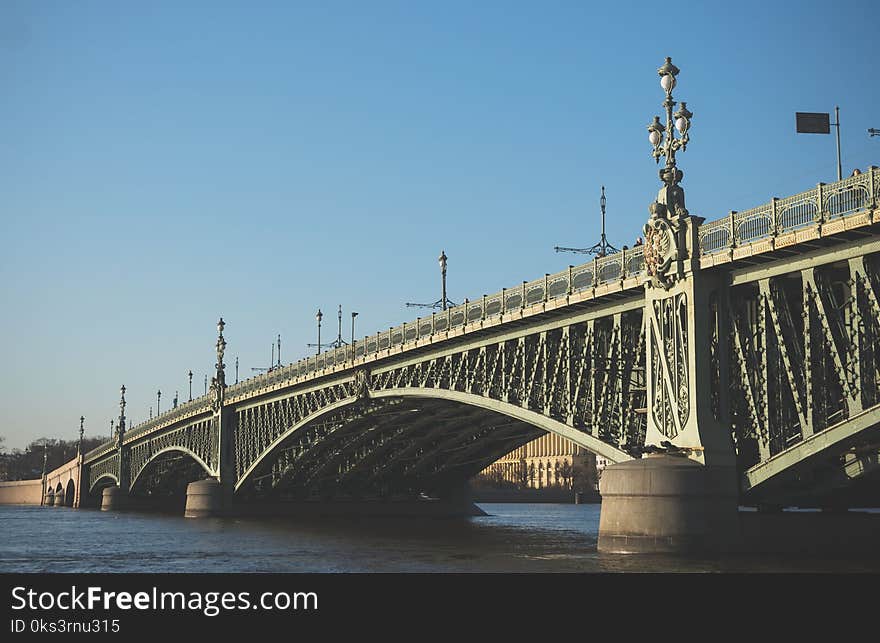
476 433 598 491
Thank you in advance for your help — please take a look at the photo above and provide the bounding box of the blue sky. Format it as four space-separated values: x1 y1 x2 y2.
1 1 877 449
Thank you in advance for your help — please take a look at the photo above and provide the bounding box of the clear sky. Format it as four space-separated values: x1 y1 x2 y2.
1 1 877 450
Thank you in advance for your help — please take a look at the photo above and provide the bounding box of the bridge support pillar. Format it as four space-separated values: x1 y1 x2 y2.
53 493 65 507
184 478 224 518
100 485 128 511
598 454 741 554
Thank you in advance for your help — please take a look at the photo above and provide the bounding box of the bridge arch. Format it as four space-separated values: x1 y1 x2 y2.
129 446 213 493
64 479 75 507
234 387 632 493
370 388 633 464
88 473 119 494
235 397 359 492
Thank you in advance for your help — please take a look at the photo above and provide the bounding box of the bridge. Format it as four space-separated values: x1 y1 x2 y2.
19 58 880 553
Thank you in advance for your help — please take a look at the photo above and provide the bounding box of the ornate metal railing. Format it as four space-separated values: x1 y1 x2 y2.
220 244 647 401
83 395 213 462
699 166 878 255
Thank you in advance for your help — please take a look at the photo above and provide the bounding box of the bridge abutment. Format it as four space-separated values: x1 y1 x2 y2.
184 478 225 518
100 485 128 511
597 454 741 553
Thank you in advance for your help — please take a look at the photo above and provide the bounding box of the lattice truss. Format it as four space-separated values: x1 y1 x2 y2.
88 453 119 491
231 312 646 498
243 397 545 499
371 312 647 453
728 253 880 469
127 417 218 487
233 379 362 482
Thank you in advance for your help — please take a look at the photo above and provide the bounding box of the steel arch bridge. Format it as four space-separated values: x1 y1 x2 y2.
83 167 880 508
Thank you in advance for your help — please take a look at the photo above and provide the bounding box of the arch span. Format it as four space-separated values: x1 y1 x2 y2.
234 396 361 492
370 388 633 464
64 479 75 507
129 446 214 493
234 387 632 493
88 473 119 494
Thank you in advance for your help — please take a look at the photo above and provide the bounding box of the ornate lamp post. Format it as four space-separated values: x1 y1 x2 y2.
316 309 323 355
110 419 114 439
406 250 457 310
351 311 358 346
157 389 161 416
215 318 227 386
643 56 694 290
117 385 127 444
188 370 193 401
78 416 84 457
439 251 449 311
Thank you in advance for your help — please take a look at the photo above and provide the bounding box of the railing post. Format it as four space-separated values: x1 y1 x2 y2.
621 247 627 279
770 198 778 236
817 182 825 223
501 288 506 316
567 265 573 295
431 311 435 335
521 281 526 310
728 210 737 248
482 294 487 320
869 166 877 215
593 257 599 286
544 274 549 302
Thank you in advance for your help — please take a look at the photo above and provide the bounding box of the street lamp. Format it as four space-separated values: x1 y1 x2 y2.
157 389 161 416
351 311 358 346
316 309 323 354
204 375 207 395
188 370 193 401
647 57 692 183
406 250 457 310
78 416 84 457
118 385 127 442
553 186 619 257
643 56 694 290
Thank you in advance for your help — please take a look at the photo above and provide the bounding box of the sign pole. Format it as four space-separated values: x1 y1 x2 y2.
834 106 841 181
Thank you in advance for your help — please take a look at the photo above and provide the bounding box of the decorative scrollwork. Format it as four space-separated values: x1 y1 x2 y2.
354 368 371 400
650 293 690 439
644 205 678 290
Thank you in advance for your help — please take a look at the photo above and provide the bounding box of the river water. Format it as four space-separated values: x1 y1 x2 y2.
2 504 879 573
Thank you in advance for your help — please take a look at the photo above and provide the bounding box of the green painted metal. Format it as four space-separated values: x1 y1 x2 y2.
78 165 879 505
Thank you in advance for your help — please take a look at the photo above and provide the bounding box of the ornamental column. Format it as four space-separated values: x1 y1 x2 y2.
598 57 740 554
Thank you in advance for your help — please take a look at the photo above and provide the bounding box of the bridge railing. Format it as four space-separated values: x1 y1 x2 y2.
83 394 213 461
699 166 877 255
220 244 647 400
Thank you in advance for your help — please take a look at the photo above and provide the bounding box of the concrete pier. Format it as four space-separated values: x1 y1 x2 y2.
100 485 128 511
597 454 741 554
184 479 224 518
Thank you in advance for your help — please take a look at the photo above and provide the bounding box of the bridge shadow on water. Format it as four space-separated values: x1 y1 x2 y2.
3 503 880 573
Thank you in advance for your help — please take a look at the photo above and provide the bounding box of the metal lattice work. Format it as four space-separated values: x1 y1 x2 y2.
88 454 119 491
79 167 878 506
728 253 880 475
127 416 218 487
232 377 365 483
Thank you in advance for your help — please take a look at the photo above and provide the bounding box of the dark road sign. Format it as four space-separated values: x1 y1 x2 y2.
796 112 831 134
